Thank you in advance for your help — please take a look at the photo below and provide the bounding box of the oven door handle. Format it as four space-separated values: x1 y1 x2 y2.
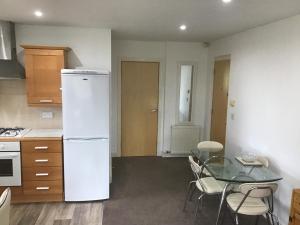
0 153 19 159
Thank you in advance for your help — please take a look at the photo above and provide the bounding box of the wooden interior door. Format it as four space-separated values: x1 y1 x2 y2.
210 59 230 156
121 61 159 157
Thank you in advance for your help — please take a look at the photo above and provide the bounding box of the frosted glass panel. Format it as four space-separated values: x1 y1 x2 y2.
179 65 193 122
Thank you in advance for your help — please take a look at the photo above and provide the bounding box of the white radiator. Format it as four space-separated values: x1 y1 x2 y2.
170 125 201 154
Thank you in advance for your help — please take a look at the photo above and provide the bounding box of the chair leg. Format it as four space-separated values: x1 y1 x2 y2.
270 213 275 225
266 213 272 225
183 181 194 211
189 185 197 200
194 193 205 224
234 214 239 225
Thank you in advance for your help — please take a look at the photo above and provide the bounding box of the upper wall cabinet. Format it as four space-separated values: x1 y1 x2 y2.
21 45 70 106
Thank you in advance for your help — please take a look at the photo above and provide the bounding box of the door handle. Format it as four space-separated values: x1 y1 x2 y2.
36 187 50 190
39 99 53 103
35 173 49 177
35 159 49 163
34 146 48 150
151 109 158 112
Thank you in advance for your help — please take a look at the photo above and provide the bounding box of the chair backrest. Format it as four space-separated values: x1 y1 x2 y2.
0 188 11 225
197 141 223 153
188 156 202 176
239 182 278 198
256 156 269 168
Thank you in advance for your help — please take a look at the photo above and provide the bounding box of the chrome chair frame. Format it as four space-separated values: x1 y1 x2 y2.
224 185 277 225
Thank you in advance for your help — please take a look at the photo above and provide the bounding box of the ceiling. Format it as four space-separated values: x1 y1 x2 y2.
0 0 300 42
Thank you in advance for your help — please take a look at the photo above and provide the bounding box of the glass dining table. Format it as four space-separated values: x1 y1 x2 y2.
191 149 283 225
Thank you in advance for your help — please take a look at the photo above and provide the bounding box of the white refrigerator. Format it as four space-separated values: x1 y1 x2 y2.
61 69 110 201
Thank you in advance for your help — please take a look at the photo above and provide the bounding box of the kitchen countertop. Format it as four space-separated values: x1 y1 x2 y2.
0 129 63 141
22 129 63 140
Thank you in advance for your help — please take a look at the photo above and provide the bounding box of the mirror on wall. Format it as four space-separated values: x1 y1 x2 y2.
178 64 194 123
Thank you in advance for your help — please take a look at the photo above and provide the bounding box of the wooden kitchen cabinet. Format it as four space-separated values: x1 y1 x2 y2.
289 189 300 225
21 45 70 106
20 138 64 203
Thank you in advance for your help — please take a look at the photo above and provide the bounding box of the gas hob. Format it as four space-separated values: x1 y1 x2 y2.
0 128 28 137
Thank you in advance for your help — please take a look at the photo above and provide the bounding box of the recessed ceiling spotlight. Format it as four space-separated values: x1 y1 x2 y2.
34 10 43 17
222 0 232 3
179 25 187 31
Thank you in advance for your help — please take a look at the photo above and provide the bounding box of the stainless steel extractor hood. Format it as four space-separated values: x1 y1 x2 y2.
0 21 24 79
0 21 12 60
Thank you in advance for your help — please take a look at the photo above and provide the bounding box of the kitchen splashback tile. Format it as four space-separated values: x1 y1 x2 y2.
0 79 62 128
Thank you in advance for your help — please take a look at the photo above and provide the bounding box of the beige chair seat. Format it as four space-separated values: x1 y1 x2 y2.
0 188 11 225
196 177 226 194
227 193 269 216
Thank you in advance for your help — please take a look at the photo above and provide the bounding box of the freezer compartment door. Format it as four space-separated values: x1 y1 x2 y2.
62 74 109 139
64 139 109 201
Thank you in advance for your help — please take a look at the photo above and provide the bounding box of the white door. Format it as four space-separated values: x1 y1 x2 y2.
62 74 109 139
64 138 109 201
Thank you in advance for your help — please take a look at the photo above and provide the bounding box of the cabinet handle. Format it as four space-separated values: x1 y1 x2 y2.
36 187 50 190
39 99 53 103
35 159 49 163
35 173 49 177
34 146 48 150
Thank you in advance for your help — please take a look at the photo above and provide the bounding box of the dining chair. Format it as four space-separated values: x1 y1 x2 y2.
0 188 11 225
224 182 278 225
256 156 269 168
197 141 224 176
184 155 232 225
183 155 203 211
183 141 223 211
193 156 233 222
232 156 270 193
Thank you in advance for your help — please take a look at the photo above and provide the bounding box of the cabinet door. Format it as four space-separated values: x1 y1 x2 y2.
25 49 65 105
295 213 300 225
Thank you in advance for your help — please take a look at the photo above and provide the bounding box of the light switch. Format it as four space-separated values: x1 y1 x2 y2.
230 113 235 120
41 112 53 119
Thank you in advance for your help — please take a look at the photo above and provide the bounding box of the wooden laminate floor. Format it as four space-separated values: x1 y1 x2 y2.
10 202 103 225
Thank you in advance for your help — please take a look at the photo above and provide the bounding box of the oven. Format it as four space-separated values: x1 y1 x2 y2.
0 142 21 186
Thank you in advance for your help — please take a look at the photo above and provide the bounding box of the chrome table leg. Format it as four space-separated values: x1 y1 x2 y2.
215 183 230 225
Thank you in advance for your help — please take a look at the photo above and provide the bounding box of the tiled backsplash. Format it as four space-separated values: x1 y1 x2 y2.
0 79 62 128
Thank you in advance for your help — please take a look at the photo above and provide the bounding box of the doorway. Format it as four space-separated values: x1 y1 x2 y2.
121 61 159 156
210 59 230 156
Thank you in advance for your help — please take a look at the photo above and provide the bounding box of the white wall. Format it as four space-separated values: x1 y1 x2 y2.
15 24 111 70
207 14 300 224
164 42 208 152
111 40 208 156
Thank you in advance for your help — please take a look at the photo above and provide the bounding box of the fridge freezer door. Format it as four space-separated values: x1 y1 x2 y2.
64 138 109 201
62 74 109 139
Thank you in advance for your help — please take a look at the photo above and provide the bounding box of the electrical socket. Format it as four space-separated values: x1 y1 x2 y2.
41 112 53 119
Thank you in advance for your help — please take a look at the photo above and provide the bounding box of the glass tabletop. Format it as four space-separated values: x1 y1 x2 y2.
191 149 283 183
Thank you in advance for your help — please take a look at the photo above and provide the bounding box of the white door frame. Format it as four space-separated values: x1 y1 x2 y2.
116 57 166 157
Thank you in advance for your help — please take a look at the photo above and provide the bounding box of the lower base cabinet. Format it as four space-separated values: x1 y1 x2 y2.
0 139 64 203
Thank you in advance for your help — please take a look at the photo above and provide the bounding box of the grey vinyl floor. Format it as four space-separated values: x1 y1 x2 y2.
10 202 103 225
